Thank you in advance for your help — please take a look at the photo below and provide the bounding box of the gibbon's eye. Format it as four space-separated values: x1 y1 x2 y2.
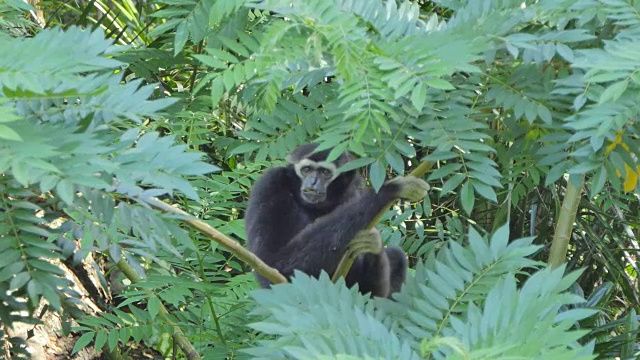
320 168 332 177
301 166 312 174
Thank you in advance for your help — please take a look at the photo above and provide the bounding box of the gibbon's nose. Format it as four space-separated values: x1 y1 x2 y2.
303 174 324 194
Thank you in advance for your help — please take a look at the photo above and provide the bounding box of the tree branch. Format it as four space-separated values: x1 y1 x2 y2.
144 197 287 284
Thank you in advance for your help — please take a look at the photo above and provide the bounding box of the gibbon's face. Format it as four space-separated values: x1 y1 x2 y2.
294 158 338 204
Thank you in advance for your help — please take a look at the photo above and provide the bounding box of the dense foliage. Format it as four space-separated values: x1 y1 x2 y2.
0 0 639 358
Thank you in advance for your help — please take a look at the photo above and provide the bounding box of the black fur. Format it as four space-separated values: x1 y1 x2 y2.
245 144 407 297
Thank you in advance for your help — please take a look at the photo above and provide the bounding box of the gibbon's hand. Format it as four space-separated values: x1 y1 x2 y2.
345 228 383 257
388 175 430 202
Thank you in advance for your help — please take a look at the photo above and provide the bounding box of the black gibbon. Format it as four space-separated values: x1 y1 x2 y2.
245 143 429 297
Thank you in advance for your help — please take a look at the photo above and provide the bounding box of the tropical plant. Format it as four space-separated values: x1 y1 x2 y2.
1 0 639 358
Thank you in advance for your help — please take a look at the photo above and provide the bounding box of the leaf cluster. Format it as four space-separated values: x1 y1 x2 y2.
246 225 597 359
0 26 217 342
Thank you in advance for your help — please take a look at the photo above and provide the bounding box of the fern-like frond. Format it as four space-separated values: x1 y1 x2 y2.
0 27 122 96
245 272 420 359
444 267 597 360
0 178 79 326
375 225 542 352
599 0 640 40
151 0 249 54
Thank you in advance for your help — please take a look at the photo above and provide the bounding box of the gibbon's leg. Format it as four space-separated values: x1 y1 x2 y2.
343 236 407 298
342 229 391 297
345 251 391 297
384 246 407 295
332 228 383 282
331 177 428 282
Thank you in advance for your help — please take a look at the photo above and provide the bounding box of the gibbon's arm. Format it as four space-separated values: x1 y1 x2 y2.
267 183 402 278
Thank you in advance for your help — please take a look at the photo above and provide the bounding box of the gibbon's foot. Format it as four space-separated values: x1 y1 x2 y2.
389 176 430 202
343 228 383 261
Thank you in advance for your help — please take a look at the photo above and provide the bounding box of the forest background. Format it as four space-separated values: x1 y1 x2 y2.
0 0 639 359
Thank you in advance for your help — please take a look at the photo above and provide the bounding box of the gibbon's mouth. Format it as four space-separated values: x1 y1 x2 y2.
302 190 326 204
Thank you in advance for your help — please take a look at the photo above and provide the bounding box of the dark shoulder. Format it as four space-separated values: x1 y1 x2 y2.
246 165 299 235
247 165 300 211
250 165 293 195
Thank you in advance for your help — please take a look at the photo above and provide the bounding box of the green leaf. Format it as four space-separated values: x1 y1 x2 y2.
370 160 387 192
545 161 568 187
193 54 227 69
56 179 75 205
460 180 474 215
0 263 25 282
428 163 462 180
620 309 638 359
147 296 160 319
72 332 95 354
410 83 426 111
230 142 261 155
537 104 552 124
42 284 61 309
174 22 189 55
211 77 225 106
471 179 497 202
11 160 29 186
425 78 455 90
385 151 405 174
94 330 107 351
0 105 20 123
338 157 375 173
10 272 30 291
585 282 612 308
573 93 587 110
441 173 465 195
207 48 239 64
599 80 628 103
490 224 509 259
26 280 42 300
5 0 35 10
0 125 22 141
555 43 573 61
589 165 606 197
0 251 20 268
108 329 120 351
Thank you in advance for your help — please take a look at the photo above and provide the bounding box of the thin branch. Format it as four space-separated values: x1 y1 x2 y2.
144 197 287 284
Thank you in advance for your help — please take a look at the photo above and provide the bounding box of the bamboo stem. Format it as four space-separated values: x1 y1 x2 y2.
548 174 584 268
